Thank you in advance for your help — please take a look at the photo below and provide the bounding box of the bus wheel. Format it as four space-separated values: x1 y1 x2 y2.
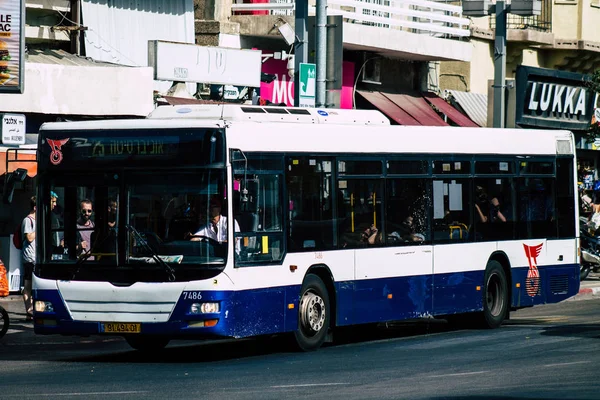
480 260 509 329
294 274 330 351
125 336 170 351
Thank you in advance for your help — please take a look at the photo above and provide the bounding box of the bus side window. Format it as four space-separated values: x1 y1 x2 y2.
385 178 429 245
432 179 471 243
286 157 334 252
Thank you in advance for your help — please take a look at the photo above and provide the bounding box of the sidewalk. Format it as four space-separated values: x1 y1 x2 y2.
575 272 600 299
3 273 600 322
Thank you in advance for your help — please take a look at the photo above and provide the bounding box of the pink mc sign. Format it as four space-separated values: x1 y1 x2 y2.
260 59 355 109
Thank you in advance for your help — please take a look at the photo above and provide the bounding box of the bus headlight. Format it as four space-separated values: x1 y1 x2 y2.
34 301 54 313
190 302 220 314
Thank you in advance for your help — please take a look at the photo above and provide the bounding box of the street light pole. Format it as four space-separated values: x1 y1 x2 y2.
493 1 507 128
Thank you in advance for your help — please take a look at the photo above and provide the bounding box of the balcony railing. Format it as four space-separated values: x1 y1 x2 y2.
232 0 470 39
489 0 552 32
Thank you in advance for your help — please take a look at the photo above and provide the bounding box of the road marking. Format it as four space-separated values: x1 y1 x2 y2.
4 391 149 397
426 371 488 378
271 383 348 388
511 316 570 323
543 361 592 368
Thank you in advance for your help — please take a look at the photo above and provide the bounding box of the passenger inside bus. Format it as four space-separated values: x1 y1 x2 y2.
389 215 425 243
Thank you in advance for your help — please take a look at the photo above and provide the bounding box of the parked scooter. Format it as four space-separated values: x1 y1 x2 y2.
580 218 600 281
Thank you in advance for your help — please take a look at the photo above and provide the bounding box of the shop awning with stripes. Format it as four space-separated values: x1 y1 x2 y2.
357 90 478 127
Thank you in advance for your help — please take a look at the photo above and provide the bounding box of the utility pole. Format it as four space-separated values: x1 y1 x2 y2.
315 0 327 107
294 0 308 107
493 1 507 128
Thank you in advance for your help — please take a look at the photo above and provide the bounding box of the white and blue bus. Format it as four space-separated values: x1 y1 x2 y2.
33 105 580 351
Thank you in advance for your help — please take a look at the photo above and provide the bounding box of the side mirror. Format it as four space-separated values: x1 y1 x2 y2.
3 168 28 204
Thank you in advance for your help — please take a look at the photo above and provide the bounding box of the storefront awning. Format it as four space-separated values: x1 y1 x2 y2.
423 92 479 127
356 91 420 125
445 90 488 128
357 90 447 126
0 50 154 117
358 90 481 127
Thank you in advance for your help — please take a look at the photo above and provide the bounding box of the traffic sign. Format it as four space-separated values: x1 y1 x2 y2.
299 63 316 107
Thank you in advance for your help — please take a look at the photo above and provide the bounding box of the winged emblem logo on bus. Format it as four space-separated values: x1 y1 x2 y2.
523 243 543 297
47 138 70 165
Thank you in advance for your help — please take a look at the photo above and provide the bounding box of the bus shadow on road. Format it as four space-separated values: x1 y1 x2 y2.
59 336 303 363
539 324 600 340
59 319 457 363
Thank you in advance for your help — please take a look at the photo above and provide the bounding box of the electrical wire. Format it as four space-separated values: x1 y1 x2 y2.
352 56 381 109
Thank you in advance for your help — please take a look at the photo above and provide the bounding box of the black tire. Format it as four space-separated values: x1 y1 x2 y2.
580 264 591 281
480 260 509 329
294 274 330 351
0 305 8 339
125 335 170 351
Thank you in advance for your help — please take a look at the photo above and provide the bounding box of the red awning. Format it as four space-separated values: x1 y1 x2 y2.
423 92 479 127
0 151 37 177
382 92 448 126
357 90 448 126
357 91 420 125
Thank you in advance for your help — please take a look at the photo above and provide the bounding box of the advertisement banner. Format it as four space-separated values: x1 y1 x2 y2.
260 59 354 108
0 0 24 93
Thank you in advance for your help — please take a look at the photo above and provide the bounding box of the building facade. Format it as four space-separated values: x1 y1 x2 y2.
442 0 600 183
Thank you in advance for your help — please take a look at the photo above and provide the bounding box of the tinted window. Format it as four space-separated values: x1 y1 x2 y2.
516 177 556 239
338 179 384 248
433 160 471 175
286 157 335 251
387 160 429 175
473 178 515 241
432 179 471 243
338 160 382 175
385 179 429 245
556 158 575 238
519 161 554 175
475 161 514 174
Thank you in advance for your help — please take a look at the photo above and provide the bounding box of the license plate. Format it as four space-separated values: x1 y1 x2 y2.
101 322 141 333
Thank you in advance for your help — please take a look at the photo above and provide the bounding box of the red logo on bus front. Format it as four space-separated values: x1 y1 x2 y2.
523 243 543 297
47 138 69 165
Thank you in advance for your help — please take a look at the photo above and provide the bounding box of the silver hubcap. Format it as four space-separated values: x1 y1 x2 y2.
299 290 326 334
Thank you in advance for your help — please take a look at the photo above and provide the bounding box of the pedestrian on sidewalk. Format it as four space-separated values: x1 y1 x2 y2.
21 196 36 321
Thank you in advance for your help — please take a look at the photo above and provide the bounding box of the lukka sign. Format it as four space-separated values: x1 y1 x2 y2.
516 66 593 130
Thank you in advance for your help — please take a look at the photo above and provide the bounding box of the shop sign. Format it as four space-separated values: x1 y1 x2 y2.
0 0 25 93
1 113 25 145
515 66 593 130
148 41 261 88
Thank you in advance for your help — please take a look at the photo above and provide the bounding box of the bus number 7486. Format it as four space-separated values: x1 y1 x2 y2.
183 291 203 300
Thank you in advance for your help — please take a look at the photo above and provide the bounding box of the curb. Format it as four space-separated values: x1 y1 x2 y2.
577 287 600 297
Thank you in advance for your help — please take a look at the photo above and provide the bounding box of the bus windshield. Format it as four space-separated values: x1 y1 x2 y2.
41 169 228 282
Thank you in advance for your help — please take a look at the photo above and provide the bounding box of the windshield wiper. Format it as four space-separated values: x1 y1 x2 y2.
126 224 176 282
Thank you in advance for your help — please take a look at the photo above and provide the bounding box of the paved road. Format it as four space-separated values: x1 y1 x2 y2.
1 298 600 399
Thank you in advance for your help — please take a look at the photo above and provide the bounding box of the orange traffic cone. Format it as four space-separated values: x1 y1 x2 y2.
0 260 9 297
